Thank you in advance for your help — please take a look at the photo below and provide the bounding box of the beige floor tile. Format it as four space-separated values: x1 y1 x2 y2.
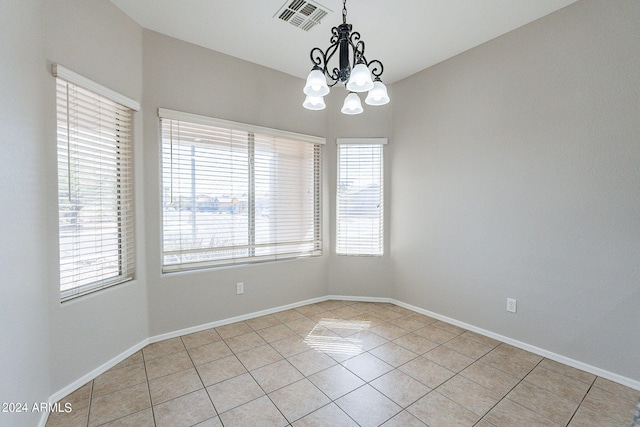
193 417 223 427
443 335 492 359
413 324 457 344
142 337 185 361
506 380 578 425
594 377 640 401
153 389 216 427
145 350 193 380
369 323 409 341
407 391 479 427
180 328 222 349
270 335 312 357
219 395 289 427
269 378 331 422
484 398 559 427
380 410 428 426
308 364 365 400
370 307 406 322
257 324 297 342
342 352 394 382
293 402 358 427
436 375 501 416
45 397 90 427
295 303 328 316
387 305 416 316
350 301 384 313
399 356 455 388
206 372 264 413
187 340 233 366
46 301 640 427
58 381 93 407
92 363 147 397
148 367 203 405
88 383 151 427
251 359 304 393
370 369 431 407
214 321 253 339
346 329 389 351
236 344 283 370
273 308 306 323
288 349 336 376
406 313 438 325
195 354 247 386
388 315 430 332
316 299 348 311
370 342 418 367
459 331 501 348
432 320 467 336
331 305 366 319
459 362 520 397
393 333 439 355
245 314 281 331
525 365 591 403
581 385 638 423
479 347 538 378
336 384 402 427
283 317 318 335
224 331 268 353
491 343 543 365
108 351 144 372
568 405 628 427
538 358 596 385
99 408 155 427
424 345 475 372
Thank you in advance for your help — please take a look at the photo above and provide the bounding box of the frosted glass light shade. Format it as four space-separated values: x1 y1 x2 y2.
346 63 374 92
365 80 390 106
341 92 363 115
303 69 330 97
303 95 326 110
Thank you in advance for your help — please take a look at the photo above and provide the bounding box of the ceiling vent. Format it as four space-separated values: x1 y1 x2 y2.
275 0 330 31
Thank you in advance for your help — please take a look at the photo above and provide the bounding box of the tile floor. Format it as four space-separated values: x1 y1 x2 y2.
45 300 639 427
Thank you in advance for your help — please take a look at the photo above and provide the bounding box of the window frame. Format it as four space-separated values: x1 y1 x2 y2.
159 108 325 272
336 138 387 257
53 64 139 301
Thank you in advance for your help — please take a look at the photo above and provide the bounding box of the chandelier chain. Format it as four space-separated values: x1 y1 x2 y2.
342 0 347 24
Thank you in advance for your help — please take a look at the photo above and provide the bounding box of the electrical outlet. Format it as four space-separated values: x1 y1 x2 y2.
236 282 244 295
506 298 517 313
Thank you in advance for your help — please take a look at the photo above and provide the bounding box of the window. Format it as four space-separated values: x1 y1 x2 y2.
160 109 323 272
54 65 138 301
336 138 386 256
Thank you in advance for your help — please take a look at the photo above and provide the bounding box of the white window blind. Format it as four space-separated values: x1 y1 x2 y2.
336 138 386 256
160 109 323 272
56 76 136 301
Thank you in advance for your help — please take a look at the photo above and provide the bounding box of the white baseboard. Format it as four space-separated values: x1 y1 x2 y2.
390 299 640 391
40 294 640 427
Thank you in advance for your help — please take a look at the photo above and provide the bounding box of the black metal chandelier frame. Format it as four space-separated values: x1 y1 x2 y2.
308 0 384 86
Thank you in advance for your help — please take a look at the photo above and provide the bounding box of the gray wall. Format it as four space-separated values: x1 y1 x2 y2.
41 0 150 395
141 31 330 336
0 2 51 426
391 0 640 380
2 2 639 425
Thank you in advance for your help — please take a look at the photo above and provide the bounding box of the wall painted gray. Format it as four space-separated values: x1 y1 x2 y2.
141 31 331 336
391 0 640 380
0 2 51 426
2 2 639 425
42 0 150 395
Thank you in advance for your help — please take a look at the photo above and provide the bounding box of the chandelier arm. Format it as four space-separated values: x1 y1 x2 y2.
367 59 384 80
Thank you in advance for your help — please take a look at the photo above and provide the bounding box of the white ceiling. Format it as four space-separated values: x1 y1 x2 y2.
109 0 578 84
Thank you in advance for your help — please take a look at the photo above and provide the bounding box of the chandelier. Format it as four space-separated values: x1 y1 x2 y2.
302 0 390 114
